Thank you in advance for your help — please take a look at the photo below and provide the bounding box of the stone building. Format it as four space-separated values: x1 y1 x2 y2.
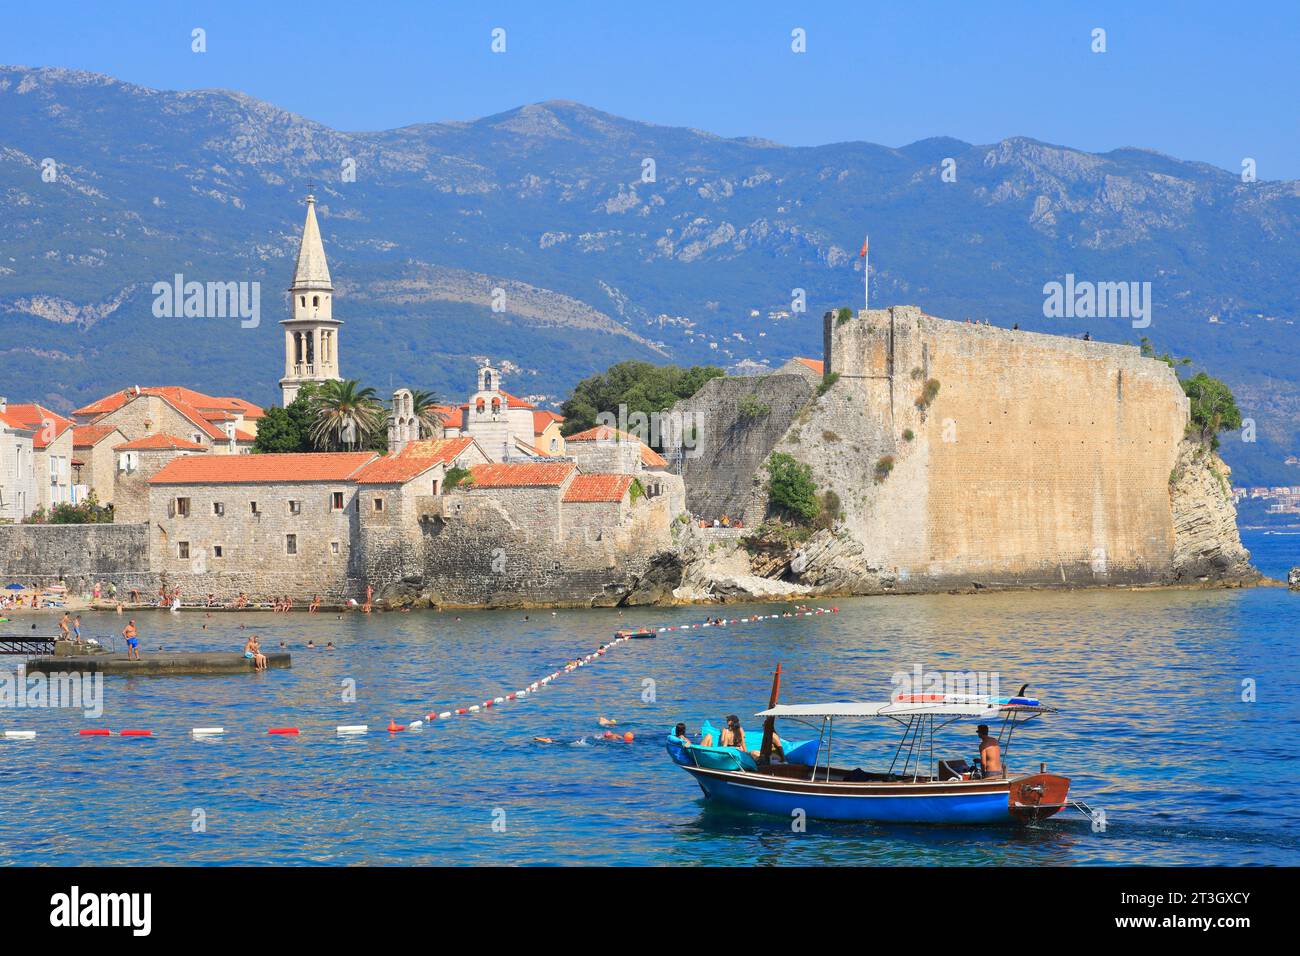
71 423 127 505
112 434 207 523
0 399 37 522
280 193 342 405
72 387 260 457
147 451 377 601
5 403 77 509
439 362 556 461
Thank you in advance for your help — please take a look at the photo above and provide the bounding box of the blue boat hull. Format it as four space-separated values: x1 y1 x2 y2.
679 764 1068 825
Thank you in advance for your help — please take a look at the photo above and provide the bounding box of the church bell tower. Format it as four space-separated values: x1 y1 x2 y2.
280 192 343 405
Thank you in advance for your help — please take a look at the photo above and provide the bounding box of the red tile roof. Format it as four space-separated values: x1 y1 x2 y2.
73 387 263 434
353 438 477 484
0 410 35 432
564 425 668 468
532 410 563 435
794 357 825 374
72 424 123 448
114 434 207 452
149 451 376 484
501 390 535 410
5 403 74 448
563 473 633 503
467 461 576 489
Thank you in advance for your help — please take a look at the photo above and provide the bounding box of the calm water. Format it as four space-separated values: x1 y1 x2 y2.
1 531 1296 866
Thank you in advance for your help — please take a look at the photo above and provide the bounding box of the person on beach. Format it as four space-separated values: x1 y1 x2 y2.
977 724 1003 778
363 585 373 614
309 595 321 613
72 615 82 642
58 613 70 639
123 620 140 661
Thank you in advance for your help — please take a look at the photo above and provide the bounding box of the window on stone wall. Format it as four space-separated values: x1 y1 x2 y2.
373 497 384 512
213 502 224 516
213 545 223 558
330 541 340 555
288 499 302 515
250 501 259 515
285 534 297 555
175 497 191 517
178 541 190 559
331 491 344 511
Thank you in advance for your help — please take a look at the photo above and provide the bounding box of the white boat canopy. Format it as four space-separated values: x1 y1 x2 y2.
754 701 1003 719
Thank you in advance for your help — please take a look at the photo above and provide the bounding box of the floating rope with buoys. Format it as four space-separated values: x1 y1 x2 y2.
0 606 838 741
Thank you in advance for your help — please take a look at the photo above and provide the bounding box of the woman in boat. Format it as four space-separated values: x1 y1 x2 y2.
720 714 785 760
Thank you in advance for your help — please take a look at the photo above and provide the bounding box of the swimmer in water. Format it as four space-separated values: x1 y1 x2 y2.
306 640 316 649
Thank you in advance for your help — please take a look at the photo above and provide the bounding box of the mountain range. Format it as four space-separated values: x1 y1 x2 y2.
1 65 1297 484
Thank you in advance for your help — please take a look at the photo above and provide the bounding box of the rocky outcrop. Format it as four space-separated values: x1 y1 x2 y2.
1167 439 1259 585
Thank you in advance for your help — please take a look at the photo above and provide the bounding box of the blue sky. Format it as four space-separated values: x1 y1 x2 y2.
4 0 1298 178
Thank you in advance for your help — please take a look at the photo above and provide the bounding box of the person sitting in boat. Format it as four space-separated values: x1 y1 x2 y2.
672 722 692 747
720 714 785 761
976 724 1003 778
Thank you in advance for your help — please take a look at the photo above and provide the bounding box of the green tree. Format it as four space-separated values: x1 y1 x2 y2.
408 389 445 439
1138 340 1240 449
1182 371 1242 449
309 379 385 451
253 384 321 454
559 361 724 442
765 452 819 523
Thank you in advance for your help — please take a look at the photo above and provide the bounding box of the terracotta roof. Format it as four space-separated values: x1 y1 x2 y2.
500 390 535 410
5 403 74 449
73 387 262 431
563 473 633 503
114 434 207 452
217 397 266 420
467 461 576 489
794 357 825 375
0 410 35 432
233 428 256 442
353 438 476 484
532 410 563 435
149 452 376 484
72 424 122 448
433 405 463 430
564 425 668 469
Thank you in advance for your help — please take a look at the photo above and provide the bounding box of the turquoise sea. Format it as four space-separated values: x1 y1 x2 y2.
1 530 1296 866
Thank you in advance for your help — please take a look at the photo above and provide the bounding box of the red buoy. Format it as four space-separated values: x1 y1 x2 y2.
119 729 152 737
387 721 404 732
78 729 110 736
267 727 299 735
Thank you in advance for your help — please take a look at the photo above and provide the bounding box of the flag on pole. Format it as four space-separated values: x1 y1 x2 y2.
859 235 869 257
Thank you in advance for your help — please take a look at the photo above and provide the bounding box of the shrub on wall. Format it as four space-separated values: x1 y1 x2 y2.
874 455 895 482
835 307 853 325
443 466 474 491
765 452 819 523
816 371 840 397
737 393 771 421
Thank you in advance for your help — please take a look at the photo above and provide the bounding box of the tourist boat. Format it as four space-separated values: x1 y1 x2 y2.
615 629 657 639
665 666 1070 825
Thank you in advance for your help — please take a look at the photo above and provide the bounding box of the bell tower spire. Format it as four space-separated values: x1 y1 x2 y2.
280 191 343 405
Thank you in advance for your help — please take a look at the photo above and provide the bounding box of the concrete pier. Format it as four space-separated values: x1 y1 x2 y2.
25 651 291 676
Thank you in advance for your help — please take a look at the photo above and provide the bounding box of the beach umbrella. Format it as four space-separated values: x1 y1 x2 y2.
5 584 24 590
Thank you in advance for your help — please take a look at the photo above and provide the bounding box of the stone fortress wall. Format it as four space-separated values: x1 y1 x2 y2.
806 306 1194 587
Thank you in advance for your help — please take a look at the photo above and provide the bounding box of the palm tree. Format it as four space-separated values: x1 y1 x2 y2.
308 379 384 451
408 389 445 439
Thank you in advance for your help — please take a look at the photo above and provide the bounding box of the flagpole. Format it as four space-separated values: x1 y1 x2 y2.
864 236 869 312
